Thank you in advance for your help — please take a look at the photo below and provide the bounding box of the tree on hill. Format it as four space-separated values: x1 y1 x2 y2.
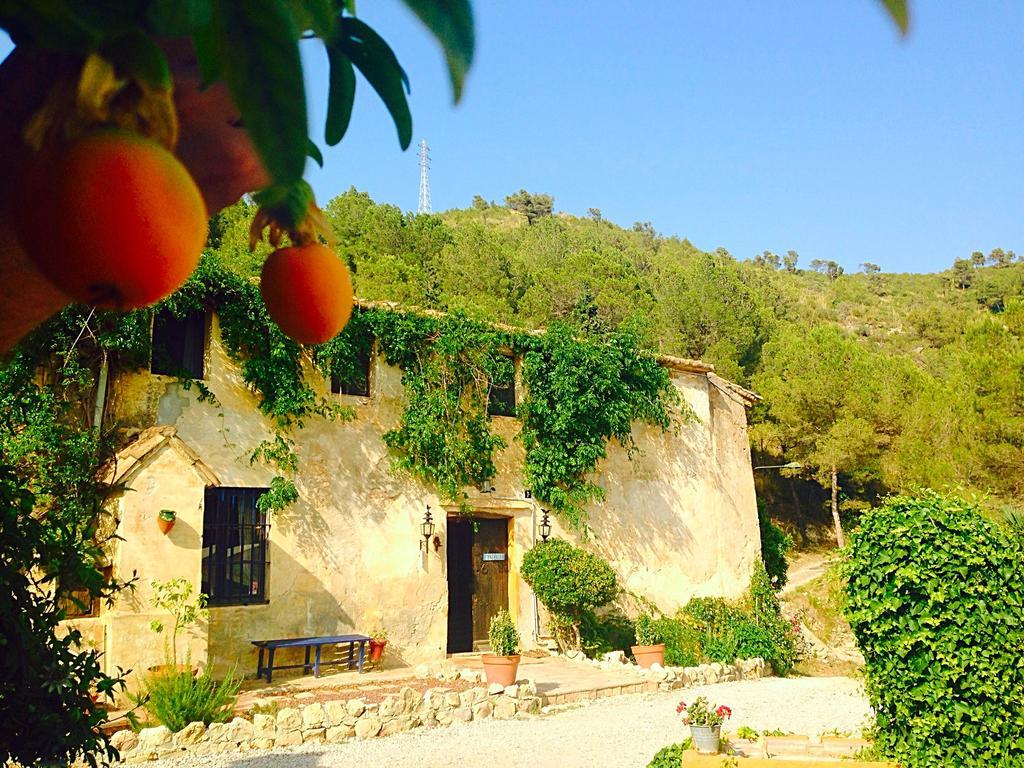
951 258 974 289
860 262 881 274
753 325 907 548
754 251 782 270
505 190 554 224
783 250 800 273
810 259 844 281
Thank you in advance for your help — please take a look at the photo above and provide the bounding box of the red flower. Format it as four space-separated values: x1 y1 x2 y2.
716 705 732 719
676 701 687 714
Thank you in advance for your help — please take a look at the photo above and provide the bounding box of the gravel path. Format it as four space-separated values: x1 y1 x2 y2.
153 677 870 768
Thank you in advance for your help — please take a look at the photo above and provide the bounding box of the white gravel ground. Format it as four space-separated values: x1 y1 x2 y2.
154 676 871 768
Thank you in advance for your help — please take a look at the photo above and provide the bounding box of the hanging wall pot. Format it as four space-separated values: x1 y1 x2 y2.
157 509 177 535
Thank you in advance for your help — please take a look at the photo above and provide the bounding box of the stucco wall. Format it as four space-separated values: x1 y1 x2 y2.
101 314 760 682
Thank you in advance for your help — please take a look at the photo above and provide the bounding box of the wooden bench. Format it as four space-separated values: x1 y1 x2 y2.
251 634 371 683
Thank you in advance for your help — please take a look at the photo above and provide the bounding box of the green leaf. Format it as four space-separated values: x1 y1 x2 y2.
191 19 222 89
399 0 474 102
145 0 213 37
339 16 412 150
324 42 356 145
253 179 315 230
306 138 324 167
878 0 909 35
101 30 172 90
211 0 308 184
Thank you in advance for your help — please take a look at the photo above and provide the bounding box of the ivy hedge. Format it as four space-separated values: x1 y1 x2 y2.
844 492 1024 767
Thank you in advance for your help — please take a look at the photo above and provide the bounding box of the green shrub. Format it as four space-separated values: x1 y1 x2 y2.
844 491 1024 767
487 609 520 656
680 596 746 635
701 631 739 663
521 538 617 649
141 666 240 732
758 502 793 588
748 560 798 675
634 613 662 646
731 620 776 662
655 616 702 667
579 611 634 657
646 739 692 768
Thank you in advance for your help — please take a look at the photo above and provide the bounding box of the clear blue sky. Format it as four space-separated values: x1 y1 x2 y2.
3 1 1022 273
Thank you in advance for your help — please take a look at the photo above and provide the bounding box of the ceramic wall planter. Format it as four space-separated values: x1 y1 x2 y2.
157 510 176 535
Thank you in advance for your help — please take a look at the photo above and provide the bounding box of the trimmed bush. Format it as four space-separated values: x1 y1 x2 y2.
844 492 1024 767
488 609 520 656
521 538 617 649
634 613 661 646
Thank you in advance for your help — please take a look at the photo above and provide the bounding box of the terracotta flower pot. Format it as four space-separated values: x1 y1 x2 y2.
481 653 520 687
631 643 665 669
369 639 387 662
157 515 176 535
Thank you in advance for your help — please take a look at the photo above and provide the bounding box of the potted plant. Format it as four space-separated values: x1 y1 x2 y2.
631 613 665 668
147 578 207 677
368 627 388 663
678 696 731 754
157 509 177 535
481 609 521 686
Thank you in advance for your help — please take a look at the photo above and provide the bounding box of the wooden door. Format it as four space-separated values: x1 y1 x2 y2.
470 518 509 646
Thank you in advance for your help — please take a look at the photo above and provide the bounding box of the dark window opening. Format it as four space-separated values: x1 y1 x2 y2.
202 487 270 606
60 565 113 619
330 342 373 397
487 372 517 417
152 309 206 379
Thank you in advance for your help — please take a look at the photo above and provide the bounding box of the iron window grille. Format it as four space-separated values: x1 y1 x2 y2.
151 308 207 379
202 487 270 606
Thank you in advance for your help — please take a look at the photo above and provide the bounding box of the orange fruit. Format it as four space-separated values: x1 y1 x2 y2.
14 130 207 309
260 243 353 344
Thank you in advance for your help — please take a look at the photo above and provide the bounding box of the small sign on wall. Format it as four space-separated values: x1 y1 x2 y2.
482 552 506 562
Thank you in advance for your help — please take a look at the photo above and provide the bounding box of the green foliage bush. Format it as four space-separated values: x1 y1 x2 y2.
844 491 1024 767
579 611 635 658
141 667 241 733
748 560 798 675
758 502 793 587
634 613 661 646
520 539 617 649
646 739 692 768
654 616 702 667
487 609 520 657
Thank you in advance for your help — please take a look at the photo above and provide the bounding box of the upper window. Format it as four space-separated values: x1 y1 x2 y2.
201 487 270 606
330 342 373 398
487 370 517 417
59 566 113 619
151 309 206 379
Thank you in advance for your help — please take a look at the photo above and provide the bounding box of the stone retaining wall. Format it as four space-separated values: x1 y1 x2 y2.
110 657 770 762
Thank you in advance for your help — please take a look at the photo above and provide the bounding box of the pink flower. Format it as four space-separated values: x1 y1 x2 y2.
716 705 732 719
676 701 687 714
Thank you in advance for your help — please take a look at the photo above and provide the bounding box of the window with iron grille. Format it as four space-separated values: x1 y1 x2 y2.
151 308 207 379
330 340 373 397
201 487 270 606
487 368 516 417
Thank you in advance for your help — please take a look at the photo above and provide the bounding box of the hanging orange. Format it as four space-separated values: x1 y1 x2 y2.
260 243 353 344
14 129 208 309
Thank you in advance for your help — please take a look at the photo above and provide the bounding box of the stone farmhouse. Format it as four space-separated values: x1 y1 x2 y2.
65 306 762 681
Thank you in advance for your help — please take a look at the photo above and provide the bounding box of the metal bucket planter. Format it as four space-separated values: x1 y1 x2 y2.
690 724 721 754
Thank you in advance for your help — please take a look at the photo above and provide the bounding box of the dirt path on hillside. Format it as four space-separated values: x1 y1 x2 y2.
782 551 832 594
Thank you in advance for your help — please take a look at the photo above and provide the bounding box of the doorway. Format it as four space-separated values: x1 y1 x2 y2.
446 516 510 653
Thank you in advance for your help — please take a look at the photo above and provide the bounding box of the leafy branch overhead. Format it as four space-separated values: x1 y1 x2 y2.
0 0 475 226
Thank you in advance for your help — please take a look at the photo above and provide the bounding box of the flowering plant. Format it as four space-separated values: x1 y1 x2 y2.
677 696 732 727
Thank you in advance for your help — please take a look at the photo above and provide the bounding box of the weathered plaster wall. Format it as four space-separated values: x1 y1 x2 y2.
101 314 759 682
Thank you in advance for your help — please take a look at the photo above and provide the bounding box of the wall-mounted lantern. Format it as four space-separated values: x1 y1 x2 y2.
538 509 552 542
420 505 435 552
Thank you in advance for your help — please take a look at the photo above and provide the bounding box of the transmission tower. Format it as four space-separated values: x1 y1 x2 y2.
417 139 431 214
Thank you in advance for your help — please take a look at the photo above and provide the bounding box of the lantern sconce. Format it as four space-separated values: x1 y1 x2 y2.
538 509 552 542
420 505 435 552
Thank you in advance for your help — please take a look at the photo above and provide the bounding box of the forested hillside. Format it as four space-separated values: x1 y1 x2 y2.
211 190 1024 539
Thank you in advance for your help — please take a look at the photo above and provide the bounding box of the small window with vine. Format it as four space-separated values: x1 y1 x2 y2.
59 565 114 619
151 308 207 379
331 339 373 397
487 356 517 417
